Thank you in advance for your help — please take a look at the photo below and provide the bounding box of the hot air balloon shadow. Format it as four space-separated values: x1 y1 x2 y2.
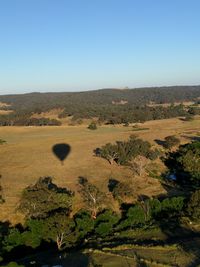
52 143 71 165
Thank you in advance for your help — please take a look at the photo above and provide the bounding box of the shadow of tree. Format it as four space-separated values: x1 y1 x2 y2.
181 135 200 142
157 219 200 267
154 139 166 148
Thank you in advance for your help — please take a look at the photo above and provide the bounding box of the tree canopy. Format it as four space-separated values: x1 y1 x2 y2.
18 177 74 219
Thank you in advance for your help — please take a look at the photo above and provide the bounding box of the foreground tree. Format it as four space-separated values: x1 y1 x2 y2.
18 177 74 219
94 209 120 237
78 177 107 219
3 220 45 252
131 155 149 176
43 212 78 250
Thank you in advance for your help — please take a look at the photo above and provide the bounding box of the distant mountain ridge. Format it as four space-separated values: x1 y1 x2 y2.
0 86 200 112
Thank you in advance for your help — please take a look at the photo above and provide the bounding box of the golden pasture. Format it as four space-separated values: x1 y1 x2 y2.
0 117 200 223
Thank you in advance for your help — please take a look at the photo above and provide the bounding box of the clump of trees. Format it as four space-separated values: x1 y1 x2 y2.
18 177 74 219
0 114 61 126
78 177 107 219
188 106 200 115
95 135 159 166
165 140 200 186
117 196 185 230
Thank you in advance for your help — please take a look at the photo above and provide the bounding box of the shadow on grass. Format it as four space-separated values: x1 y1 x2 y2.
52 143 71 165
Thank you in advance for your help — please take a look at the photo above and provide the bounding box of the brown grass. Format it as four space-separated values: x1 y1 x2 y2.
0 110 13 115
0 116 200 223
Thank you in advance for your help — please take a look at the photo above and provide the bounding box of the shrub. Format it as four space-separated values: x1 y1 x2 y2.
88 122 97 130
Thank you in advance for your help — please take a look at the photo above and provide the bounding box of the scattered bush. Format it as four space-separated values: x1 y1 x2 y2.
88 121 97 130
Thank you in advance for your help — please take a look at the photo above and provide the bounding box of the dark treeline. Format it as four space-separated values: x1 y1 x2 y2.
0 114 61 126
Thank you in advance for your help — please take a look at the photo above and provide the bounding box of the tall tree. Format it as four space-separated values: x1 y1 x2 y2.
78 177 107 219
43 212 78 251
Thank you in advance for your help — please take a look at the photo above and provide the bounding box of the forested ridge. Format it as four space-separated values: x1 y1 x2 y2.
1 86 200 126
1 86 200 112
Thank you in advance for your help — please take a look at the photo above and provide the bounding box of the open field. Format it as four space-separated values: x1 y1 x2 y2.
1 116 200 223
0 110 13 115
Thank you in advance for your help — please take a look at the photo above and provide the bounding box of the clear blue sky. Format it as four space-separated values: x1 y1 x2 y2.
0 0 200 95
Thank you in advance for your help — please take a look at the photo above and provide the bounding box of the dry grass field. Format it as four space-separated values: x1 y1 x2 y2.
0 102 13 115
0 116 200 223
0 110 13 115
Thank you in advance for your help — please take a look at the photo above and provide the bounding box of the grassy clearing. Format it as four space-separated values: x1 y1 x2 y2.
88 242 193 267
0 116 200 223
101 242 193 267
87 250 137 267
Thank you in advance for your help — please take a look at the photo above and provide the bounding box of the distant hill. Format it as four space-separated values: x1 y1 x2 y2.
1 86 200 112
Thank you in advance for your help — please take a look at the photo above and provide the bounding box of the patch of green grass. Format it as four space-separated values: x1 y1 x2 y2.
117 227 167 240
88 250 137 267
0 139 6 145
